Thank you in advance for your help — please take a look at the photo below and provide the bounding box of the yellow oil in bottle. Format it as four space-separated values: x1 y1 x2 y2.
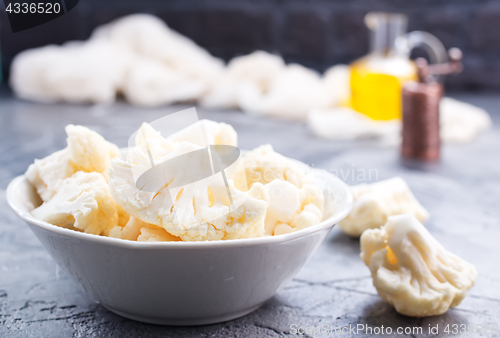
349 56 417 121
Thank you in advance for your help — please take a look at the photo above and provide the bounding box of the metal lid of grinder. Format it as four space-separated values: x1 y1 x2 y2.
401 48 463 161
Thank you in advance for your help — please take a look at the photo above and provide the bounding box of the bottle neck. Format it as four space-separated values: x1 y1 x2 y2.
369 13 408 58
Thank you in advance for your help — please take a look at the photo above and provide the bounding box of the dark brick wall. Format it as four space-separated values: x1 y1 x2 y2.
1 0 499 91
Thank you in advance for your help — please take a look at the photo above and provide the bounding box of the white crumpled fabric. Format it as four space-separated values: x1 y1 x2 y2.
10 40 134 104
122 58 205 107
10 14 223 106
308 107 401 145
200 51 286 110
439 97 492 143
308 97 492 144
322 64 351 107
239 63 330 121
91 14 224 93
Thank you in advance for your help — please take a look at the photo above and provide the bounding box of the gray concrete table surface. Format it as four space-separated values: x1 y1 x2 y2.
0 89 499 338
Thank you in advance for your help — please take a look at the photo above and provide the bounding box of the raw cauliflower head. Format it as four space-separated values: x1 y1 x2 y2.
265 179 324 236
109 120 268 241
338 177 429 237
234 144 306 191
31 172 119 235
360 214 477 317
25 124 120 202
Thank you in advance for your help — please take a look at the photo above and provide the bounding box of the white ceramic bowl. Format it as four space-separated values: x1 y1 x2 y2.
7 161 352 326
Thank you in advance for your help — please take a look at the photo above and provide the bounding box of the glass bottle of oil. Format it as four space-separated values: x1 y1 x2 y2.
349 12 447 121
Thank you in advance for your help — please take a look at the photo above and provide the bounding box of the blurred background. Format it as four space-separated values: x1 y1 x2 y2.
1 0 500 91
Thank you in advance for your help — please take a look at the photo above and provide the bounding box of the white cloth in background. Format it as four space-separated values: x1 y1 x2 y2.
308 107 401 145
10 40 134 104
122 58 206 107
10 14 223 105
322 64 351 107
200 51 285 110
238 63 330 121
308 97 492 145
90 14 224 92
439 97 492 143
202 54 350 119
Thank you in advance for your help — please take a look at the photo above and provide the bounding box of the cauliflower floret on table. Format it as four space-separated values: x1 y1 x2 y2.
234 144 306 191
360 214 477 317
109 121 268 241
31 172 119 235
25 124 120 202
264 179 325 236
338 177 429 237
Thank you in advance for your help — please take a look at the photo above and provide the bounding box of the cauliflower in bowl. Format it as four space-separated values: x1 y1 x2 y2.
109 216 181 242
26 119 326 242
31 171 119 235
108 121 270 241
26 124 120 202
360 214 477 317
234 144 306 191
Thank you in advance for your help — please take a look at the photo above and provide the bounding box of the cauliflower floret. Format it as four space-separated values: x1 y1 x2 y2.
116 204 130 227
360 214 477 317
264 179 325 236
163 181 268 241
167 119 237 148
109 216 180 241
235 144 306 191
109 216 148 240
265 180 300 234
25 148 75 202
31 172 119 235
109 120 268 241
338 177 429 237
137 227 182 242
65 125 120 176
25 124 120 201
132 119 236 161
